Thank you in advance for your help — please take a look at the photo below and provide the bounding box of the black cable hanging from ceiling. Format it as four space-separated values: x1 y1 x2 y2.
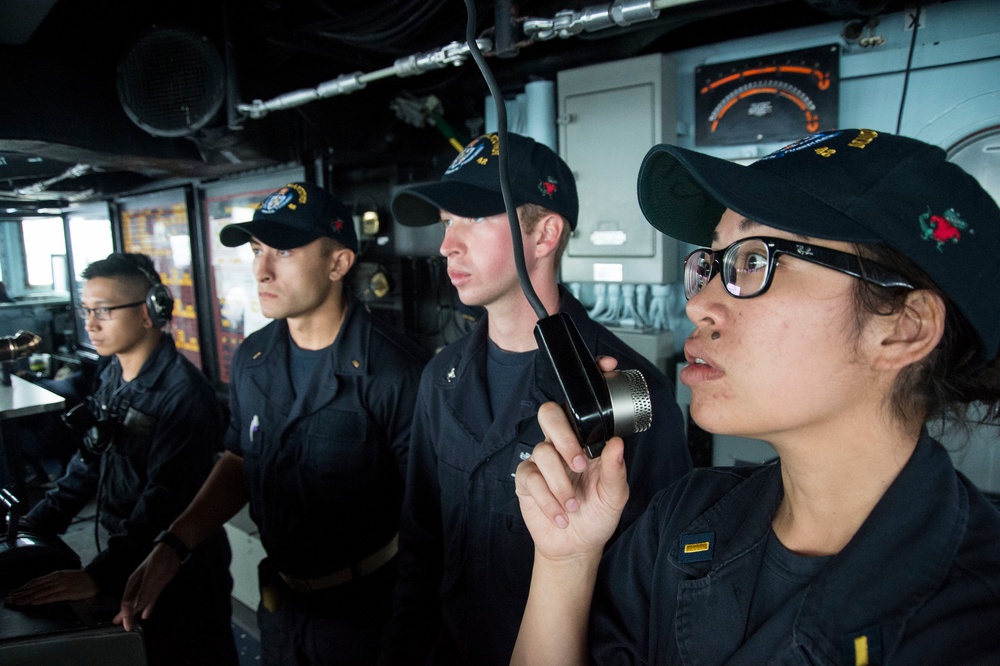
895 7 920 134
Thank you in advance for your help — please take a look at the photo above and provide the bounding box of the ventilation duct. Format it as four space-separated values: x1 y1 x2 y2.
116 27 227 138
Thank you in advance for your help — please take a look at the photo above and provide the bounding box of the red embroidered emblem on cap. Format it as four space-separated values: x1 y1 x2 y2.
919 207 971 252
539 178 558 197
333 220 344 232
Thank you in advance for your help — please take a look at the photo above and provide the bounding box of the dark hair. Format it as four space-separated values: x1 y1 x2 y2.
82 252 159 282
81 253 166 316
851 243 1000 427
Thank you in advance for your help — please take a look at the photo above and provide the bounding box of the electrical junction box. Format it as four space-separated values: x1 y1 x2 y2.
557 53 679 285
610 328 673 376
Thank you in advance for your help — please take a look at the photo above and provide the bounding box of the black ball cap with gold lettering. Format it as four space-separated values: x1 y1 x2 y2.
220 182 358 252
391 132 578 231
637 129 1000 360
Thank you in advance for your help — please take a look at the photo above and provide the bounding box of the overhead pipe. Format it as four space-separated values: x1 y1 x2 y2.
235 0 705 120
13 164 91 197
238 39 493 119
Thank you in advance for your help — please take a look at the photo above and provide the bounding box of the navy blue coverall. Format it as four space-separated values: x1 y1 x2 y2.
23 334 236 666
590 431 1000 665
225 299 427 665
384 289 692 665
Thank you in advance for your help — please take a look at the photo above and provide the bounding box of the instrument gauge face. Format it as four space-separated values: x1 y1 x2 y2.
696 44 839 146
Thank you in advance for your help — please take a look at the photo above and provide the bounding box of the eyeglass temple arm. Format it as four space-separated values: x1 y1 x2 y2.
786 249 913 289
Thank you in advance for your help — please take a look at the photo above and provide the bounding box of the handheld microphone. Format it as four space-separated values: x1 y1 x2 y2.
534 313 652 457
462 1 652 457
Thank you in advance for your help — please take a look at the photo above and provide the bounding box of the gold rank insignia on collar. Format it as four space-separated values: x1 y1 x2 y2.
842 626 882 666
678 532 714 564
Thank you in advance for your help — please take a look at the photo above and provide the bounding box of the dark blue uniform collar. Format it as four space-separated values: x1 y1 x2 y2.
795 432 965 660
239 295 375 431
98 332 180 396
440 285 598 400
427 286 595 449
670 462 782 575
243 295 371 377
671 432 965 664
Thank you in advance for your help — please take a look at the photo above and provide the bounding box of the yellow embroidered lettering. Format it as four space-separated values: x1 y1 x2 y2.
815 147 836 157
486 133 501 155
848 129 878 149
288 183 308 202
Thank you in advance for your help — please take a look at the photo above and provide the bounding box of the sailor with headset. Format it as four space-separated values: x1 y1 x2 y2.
4 252 238 666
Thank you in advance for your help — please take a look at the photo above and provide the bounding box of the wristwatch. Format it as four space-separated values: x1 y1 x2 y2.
154 530 192 564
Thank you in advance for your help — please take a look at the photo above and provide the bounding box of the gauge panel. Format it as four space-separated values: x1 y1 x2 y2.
696 44 839 146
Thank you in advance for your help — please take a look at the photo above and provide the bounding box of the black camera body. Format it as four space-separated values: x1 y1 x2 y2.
61 402 114 456
534 312 652 458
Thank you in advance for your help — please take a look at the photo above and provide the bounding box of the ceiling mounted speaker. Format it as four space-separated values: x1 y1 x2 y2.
116 27 227 138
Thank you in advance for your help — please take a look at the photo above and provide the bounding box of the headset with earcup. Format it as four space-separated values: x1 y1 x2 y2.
130 259 174 328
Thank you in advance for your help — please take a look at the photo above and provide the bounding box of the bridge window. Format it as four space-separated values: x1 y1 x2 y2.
21 217 66 289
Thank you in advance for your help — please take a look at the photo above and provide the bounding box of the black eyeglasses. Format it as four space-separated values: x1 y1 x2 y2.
683 236 914 300
77 301 146 321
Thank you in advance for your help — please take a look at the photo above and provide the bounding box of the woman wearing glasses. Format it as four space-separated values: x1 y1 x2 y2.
511 129 1000 665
